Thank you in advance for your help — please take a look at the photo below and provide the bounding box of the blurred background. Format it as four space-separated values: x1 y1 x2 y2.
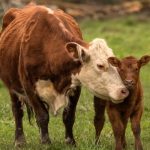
0 0 150 150
0 0 150 19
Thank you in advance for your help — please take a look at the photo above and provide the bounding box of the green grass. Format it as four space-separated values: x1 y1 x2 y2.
0 15 150 149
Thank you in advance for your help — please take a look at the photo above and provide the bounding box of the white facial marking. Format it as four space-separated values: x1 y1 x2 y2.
72 38 128 102
35 80 68 115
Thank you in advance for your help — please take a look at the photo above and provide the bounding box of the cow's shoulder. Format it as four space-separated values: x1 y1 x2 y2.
54 9 82 39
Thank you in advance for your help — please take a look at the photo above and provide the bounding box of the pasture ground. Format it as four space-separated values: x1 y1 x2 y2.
0 15 150 150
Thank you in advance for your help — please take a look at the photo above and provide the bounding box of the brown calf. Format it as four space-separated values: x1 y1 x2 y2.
94 55 150 150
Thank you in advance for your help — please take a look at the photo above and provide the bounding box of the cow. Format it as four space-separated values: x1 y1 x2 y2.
93 55 150 150
0 4 128 147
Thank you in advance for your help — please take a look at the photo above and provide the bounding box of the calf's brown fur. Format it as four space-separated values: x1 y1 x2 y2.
94 55 150 150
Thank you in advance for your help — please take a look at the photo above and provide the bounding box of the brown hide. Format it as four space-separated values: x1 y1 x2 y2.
94 56 150 150
0 4 88 146
0 4 87 94
107 57 143 115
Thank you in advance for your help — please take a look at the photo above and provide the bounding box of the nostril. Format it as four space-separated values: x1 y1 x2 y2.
121 88 128 95
131 80 134 84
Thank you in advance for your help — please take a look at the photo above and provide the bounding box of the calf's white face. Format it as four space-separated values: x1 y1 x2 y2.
68 39 129 103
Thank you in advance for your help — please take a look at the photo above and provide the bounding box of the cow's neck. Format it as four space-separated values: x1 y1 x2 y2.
35 68 82 115
35 79 70 116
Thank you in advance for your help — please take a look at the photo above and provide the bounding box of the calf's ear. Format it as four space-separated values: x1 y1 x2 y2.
66 42 90 63
138 55 150 67
108 57 121 67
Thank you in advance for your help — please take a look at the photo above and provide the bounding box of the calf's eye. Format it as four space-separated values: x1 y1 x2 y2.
120 69 124 72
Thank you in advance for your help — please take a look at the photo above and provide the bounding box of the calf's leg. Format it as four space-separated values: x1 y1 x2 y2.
10 92 26 147
94 97 106 144
121 119 128 149
107 107 124 150
63 86 81 145
130 109 143 150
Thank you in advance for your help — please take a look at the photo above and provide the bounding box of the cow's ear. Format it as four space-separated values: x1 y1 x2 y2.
108 57 121 67
66 42 90 62
138 55 150 67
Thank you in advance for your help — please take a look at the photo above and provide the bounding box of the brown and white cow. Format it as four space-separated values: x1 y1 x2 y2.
0 4 128 146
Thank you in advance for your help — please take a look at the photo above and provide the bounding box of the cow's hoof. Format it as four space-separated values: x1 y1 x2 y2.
15 136 26 147
95 139 100 145
41 136 51 144
123 140 127 149
65 137 76 146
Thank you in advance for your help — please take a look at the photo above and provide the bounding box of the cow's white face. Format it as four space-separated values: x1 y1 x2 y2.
66 38 129 103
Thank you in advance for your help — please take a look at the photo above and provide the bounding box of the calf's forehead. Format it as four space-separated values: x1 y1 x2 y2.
121 58 138 68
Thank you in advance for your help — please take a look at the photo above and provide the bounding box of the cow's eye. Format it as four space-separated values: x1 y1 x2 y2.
97 64 104 70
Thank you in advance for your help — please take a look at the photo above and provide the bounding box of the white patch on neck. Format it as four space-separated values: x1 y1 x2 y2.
35 80 68 115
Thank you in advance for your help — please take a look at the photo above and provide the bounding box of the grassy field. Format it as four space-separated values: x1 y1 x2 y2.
0 15 150 150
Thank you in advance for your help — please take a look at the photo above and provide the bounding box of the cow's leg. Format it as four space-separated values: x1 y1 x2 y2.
33 97 50 144
94 97 106 144
19 65 50 144
130 109 143 150
63 86 81 145
10 92 26 147
107 108 124 150
23 87 50 144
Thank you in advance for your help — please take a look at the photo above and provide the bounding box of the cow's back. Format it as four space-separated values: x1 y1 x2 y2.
0 7 24 88
0 5 83 90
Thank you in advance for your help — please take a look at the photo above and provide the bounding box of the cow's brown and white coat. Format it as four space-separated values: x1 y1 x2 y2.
0 4 128 146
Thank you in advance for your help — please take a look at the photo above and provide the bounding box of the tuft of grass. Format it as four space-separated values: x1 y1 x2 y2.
0 15 150 149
